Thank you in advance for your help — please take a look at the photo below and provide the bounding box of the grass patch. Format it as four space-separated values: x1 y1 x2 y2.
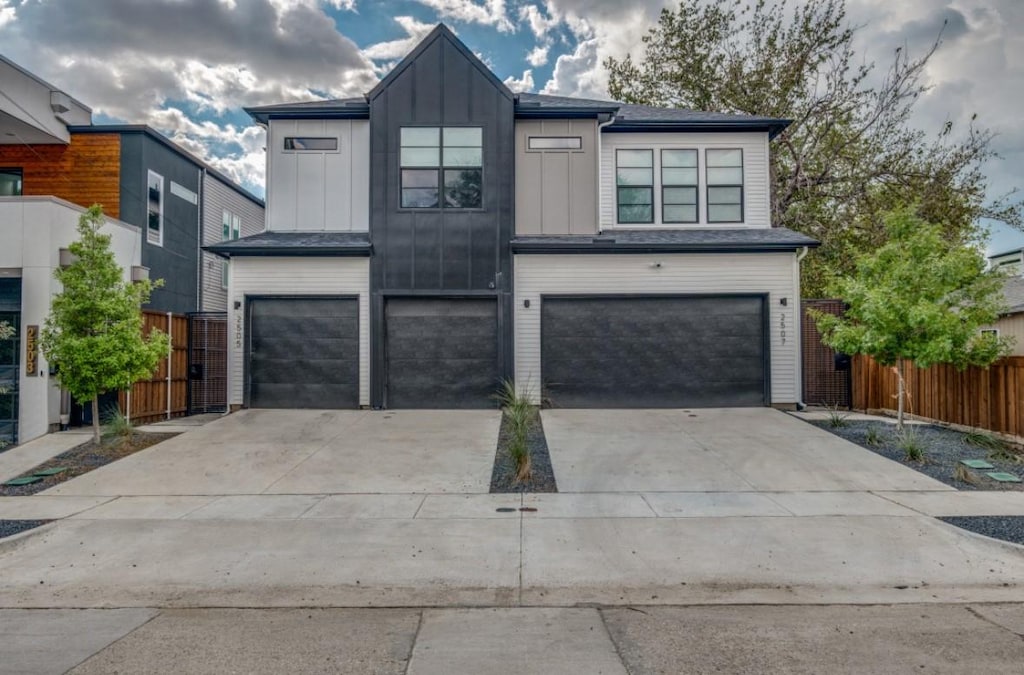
824 403 851 428
864 425 885 447
898 426 926 463
953 463 980 485
495 380 534 482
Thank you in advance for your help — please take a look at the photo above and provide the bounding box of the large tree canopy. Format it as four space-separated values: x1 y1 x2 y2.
605 0 1021 295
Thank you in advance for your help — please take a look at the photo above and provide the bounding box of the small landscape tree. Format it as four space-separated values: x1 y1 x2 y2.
40 205 170 443
811 206 1013 430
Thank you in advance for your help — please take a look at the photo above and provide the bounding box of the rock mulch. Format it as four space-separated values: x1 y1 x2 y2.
0 519 50 539
0 432 177 496
940 516 1024 546
490 409 557 493
810 419 1024 491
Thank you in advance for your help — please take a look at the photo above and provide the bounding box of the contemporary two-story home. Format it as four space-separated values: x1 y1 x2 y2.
0 55 264 443
212 25 818 411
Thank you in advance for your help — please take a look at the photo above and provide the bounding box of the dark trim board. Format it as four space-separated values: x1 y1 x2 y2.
244 294 360 409
536 294 770 409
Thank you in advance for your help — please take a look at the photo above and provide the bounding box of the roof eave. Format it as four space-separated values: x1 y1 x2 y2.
514 106 620 119
245 108 370 125
204 245 373 259
510 241 820 254
605 119 792 139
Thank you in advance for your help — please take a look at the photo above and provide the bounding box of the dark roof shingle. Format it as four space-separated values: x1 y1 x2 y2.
512 227 819 253
206 231 371 258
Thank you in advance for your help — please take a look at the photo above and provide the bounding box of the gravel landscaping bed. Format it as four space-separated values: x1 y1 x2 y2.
0 431 177 496
490 409 557 493
0 520 50 539
940 517 1024 546
810 419 1024 491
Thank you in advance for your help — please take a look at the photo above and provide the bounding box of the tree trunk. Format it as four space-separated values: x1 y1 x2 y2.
91 397 101 445
896 358 906 432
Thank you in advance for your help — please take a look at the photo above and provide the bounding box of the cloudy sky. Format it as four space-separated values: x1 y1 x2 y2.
1 0 1020 251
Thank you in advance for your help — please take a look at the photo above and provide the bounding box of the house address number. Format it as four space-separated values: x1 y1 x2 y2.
25 325 39 376
235 312 243 349
779 312 786 345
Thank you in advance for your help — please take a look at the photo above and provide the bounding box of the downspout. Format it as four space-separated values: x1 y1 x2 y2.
595 112 617 234
794 246 809 410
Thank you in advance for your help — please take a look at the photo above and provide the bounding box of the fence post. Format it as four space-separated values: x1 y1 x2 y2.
166 311 173 420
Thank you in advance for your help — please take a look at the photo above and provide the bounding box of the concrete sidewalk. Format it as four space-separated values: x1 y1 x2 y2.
4 604 1022 675
0 431 91 483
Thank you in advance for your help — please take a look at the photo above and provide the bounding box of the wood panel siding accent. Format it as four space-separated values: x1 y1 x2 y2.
513 252 801 405
854 355 1024 439
0 133 121 218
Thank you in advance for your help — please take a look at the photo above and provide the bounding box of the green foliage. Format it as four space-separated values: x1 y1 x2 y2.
962 429 1006 453
40 206 170 439
824 403 849 428
812 207 1013 370
496 380 534 482
898 426 925 463
101 404 135 444
864 425 884 447
605 0 1021 295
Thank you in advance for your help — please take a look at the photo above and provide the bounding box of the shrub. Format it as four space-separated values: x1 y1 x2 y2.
496 379 534 482
898 426 925 463
824 402 850 428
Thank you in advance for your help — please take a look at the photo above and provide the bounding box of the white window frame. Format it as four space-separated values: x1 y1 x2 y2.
146 170 164 246
221 210 241 290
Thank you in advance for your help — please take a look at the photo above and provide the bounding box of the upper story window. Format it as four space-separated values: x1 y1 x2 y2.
615 149 654 224
528 137 582 151
221 209 241 288
400 127 482 209
706 148 743 223
0 169 22 196
661 149 698 224
284 137 338 151
146 170 163 246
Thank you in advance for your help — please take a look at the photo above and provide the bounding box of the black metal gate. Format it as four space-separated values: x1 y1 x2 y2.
187 312 228 414
801 299 852 408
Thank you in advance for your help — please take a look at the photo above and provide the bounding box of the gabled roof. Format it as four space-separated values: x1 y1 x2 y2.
243 24 790 138
1000 276 1024 315
367 23 512 103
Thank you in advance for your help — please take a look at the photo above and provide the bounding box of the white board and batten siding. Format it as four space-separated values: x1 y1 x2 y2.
266 119 369 232
201 173 265 312
228 257 371 407
600 131 771 229
514 253 802 405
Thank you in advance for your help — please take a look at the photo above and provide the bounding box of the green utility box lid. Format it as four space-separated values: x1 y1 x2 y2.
4 476 42 486
960 459 995 469
32 467 68 476
985 472 1022 483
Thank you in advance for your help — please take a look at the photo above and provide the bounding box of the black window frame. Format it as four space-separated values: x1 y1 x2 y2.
705 148 744 224
660 149 699 224
0 168 23 197
399 126 483 210
615 149 655 225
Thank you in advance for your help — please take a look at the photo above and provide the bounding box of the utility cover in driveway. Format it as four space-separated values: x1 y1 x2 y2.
248 297 359 408
385 298 499 408
541 296 767 408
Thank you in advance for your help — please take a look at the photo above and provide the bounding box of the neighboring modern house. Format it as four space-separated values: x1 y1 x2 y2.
0 55 264 444
211 24 818 411
983 261 1024 356
990 247 1023 277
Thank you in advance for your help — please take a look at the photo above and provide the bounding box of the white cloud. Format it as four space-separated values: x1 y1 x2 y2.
364 16 438 60
541 37 601 97
526 44 549 67
503 69 534 92
412 0 513 32
518 4 560 39
0 0 15 28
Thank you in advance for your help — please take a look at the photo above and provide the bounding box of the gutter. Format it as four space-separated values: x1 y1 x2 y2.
795 245 809 410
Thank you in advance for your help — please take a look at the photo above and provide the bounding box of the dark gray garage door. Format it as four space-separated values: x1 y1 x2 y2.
248 297 359 409
385 298 499 408
541 296 767 408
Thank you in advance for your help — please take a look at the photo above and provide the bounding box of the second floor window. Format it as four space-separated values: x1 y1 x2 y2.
400 127 482 209
147 170 163 245
221 209 241 289
706 148 743 223
616 149 654 223
661 149 698 223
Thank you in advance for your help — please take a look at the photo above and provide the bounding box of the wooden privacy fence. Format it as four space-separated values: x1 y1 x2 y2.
117 311 189 424
853 355 1024 438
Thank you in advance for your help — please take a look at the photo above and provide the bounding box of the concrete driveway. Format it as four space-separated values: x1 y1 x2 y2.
542 408 950 493
46 409 501 496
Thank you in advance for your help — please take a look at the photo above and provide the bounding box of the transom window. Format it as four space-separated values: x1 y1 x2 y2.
0 169 22 196
284 137 338 151
615 149 654 223
706 148 743 223
528 137 582 150
661 149 698 223
400 127 482 209
146 170 163 246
